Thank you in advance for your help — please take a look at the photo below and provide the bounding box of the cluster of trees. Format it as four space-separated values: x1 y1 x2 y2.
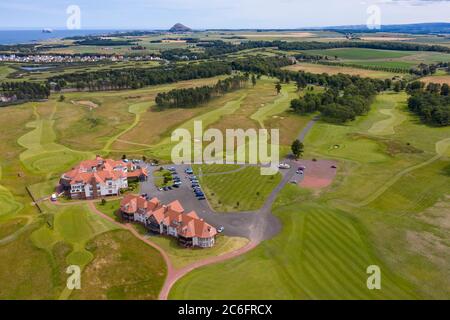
48 61 233 91
0 82 50 104
409 62 449 76
407 81 449 126
290 75 383 123
155 74 249 108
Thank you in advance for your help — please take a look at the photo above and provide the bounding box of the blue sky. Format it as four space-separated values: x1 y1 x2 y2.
0 0 448 29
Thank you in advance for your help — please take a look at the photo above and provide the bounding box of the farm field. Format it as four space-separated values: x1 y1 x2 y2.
169 92 450 300
419 74 450 85
304 48 416 60
283 63 402 79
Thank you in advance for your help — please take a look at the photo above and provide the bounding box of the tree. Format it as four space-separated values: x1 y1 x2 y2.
275 82 282 95
251 74 257 86
441 83 449 96
291 139 304 159
59 95 65 102
122 154 127 160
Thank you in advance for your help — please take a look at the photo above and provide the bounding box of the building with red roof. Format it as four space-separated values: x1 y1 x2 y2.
60 156 148 199
120 195 217 248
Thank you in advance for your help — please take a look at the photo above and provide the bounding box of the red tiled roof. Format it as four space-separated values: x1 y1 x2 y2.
62 156 146 186
121 195 217 239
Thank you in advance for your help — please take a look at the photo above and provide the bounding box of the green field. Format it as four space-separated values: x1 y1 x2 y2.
196 165 282 212
305 48 415 60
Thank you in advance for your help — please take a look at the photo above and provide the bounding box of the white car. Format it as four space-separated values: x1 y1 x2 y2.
279 163 291 169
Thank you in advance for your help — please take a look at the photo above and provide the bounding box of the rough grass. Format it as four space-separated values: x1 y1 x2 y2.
198 165 282 212
70 230 167 300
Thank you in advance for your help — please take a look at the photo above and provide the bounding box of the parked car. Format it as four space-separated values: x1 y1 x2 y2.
163 187 169 191
298 166 306 171
172 184 180 188
141 193 148 198
290 180 297 184
198 197 206 201
185 168 194 174
296 170 304 175
217 226 225 233
331 165 337 169
174 181 182 186
158 187 163 191
279 163 291 169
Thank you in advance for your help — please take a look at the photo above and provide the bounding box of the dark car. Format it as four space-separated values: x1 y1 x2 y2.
163 187 169 191
197 197 206 201
172 184 180 188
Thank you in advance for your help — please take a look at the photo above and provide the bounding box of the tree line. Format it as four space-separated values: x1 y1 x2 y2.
0 82 50 105
406 81 449 126
155 74 249 108
48 61 234 91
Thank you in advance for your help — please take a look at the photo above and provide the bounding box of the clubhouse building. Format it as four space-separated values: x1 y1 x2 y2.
121 194 217 248
60 156 148 199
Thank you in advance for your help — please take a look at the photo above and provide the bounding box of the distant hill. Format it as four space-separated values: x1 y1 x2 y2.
169 23 192 33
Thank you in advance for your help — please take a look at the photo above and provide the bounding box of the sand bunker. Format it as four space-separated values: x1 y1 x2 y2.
71 100 99 110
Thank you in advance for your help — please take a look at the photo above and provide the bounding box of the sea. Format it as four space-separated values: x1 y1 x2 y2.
0 29 129 45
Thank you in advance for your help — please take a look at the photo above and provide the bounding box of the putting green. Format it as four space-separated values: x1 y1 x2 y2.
18 106 93 175
368 94 407 136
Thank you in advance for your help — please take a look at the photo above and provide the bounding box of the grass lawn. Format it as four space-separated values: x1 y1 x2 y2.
95 199 121 221
149 234 249 269
169 185 419 300
198 165 282 212
154 169 174 188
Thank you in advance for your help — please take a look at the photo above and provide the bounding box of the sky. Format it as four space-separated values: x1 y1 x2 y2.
0 0 449 30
